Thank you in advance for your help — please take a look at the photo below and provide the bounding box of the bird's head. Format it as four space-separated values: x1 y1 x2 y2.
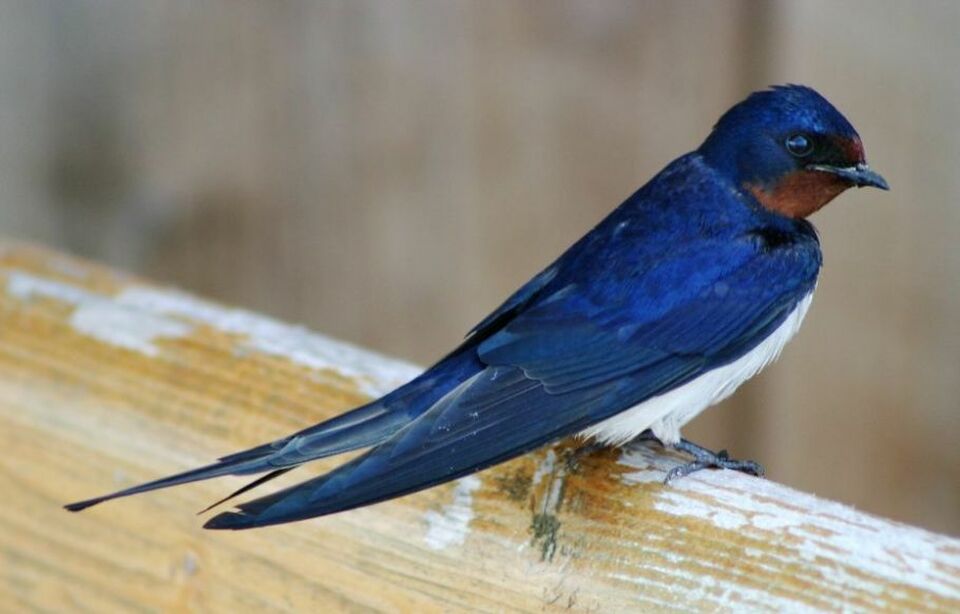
699 85 888 219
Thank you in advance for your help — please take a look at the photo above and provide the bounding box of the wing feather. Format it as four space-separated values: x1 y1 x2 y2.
206 237 820 529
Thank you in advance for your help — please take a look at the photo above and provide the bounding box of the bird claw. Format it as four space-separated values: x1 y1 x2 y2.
663 455 765 484
664 460 712 484
631 431 765 484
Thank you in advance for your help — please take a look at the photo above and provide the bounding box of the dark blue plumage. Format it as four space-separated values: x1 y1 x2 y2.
65 85 887 529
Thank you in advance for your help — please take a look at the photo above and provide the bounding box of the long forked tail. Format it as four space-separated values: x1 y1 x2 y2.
65 346 484 514
64 397 413 513
64 451 282 512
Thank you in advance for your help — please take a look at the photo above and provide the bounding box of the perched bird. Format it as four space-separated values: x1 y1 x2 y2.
66 85 888 529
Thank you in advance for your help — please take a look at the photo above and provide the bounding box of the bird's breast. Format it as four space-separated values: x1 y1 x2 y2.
580 291 815 447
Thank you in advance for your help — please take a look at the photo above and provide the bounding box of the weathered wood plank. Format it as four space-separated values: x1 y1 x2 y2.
1 243 958 612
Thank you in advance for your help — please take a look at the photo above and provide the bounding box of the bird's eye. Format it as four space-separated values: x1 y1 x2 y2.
784 133 814 157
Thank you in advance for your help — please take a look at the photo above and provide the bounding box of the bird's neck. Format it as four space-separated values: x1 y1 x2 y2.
697 137 852 220
746 170 851 219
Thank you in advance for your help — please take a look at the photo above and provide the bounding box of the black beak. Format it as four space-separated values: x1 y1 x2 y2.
807 163 889 190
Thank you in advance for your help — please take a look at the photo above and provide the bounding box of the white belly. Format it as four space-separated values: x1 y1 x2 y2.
580 291 814 446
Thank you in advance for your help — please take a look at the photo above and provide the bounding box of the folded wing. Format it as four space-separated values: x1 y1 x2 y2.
206 236 820 529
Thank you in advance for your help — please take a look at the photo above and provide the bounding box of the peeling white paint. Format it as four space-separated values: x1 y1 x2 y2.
541 456 567 516
115 287 420 396
531 450 556 487
8 271 95 306
611 533 841 612
3 271 421 396
424 475 481 550
182 552 199 576
607 573 703 613
70 300 192 356
6 272 193 356
618 444 960 602
610 568 819 614
654 489 749 530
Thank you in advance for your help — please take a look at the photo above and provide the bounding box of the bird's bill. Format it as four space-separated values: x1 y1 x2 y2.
807 163 890 190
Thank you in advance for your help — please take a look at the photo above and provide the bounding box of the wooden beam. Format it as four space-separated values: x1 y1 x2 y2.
1 242 958 612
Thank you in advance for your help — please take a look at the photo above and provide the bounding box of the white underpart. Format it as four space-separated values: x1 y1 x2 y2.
581 291 814 446
423 475 482 550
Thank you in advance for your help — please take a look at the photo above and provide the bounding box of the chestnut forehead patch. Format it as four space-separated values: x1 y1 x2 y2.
834 135 865 163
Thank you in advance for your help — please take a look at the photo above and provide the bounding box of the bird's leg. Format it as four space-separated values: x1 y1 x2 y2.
666 438 764 484
566 441 612 472
630 430 764 484
630 429 660 444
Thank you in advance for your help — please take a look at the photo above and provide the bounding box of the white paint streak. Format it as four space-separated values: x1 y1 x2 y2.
611 566 820 614
618 444 960 602
116 287 420 396
657 490 749 530
7 272 192 356
542 461 567 515
531 450 556 487
70 301 192 356
615 535 837 612
8 271 93 305
3 271 421 396
531 449 567 519
607 574 703 613
423 475 481 550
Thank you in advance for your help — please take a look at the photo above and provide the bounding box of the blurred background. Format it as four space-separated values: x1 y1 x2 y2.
1 1 957 535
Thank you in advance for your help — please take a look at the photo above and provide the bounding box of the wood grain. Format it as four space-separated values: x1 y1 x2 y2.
1 243 958 613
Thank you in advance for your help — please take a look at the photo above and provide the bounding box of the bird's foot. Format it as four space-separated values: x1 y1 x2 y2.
665 438 764 484
630 430 764 484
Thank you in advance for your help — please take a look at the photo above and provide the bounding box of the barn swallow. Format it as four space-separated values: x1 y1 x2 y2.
66 85 888 529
